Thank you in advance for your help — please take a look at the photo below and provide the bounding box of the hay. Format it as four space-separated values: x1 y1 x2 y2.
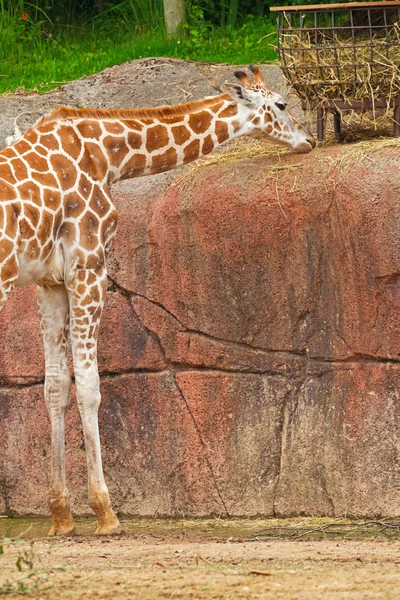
331 134 400 169
172 138 292 189
322 109 398 143
189 137 290 168
281 22 400 105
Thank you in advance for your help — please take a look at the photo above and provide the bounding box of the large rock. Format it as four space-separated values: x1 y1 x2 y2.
1 141 399 518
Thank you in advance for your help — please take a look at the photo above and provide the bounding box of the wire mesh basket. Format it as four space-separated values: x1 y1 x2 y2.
271 2 400 104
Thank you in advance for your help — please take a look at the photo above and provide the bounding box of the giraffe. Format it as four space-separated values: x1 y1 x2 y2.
0 65 315 536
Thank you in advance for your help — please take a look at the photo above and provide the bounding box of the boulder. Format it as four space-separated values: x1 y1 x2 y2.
1 142 399 517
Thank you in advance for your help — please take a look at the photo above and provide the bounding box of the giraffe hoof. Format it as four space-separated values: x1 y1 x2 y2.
48 522 76 537
95 519 125 536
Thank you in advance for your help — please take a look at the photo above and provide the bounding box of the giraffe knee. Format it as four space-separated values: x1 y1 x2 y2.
44 372 72 410
75 368 101 412
76 385 102 412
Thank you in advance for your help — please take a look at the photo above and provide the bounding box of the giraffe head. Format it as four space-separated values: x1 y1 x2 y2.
222 65 315 153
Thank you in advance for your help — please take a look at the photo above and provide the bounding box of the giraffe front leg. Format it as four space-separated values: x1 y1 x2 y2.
38 285 76 536
68 266 122 535
0 245 19 311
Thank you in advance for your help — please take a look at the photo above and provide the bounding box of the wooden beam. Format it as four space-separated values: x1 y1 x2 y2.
270 1 400 12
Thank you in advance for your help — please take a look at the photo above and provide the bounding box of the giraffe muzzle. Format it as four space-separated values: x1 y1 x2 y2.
295 133 316 154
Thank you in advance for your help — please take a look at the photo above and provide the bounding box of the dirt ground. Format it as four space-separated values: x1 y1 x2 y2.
0 518 399 599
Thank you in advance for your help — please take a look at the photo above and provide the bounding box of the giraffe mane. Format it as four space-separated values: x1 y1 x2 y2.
35 94 233 127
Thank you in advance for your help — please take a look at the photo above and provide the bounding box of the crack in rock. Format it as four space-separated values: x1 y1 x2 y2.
172 374 230 516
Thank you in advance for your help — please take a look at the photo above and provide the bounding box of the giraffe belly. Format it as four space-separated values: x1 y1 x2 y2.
15 243 65 287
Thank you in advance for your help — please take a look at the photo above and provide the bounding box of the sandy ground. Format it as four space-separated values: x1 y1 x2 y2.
0 518 399 599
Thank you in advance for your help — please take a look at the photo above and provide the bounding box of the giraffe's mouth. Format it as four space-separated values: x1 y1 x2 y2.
295 138 316 153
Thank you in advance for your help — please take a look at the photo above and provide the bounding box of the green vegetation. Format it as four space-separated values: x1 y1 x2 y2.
0 1 277 95
0 536 51 595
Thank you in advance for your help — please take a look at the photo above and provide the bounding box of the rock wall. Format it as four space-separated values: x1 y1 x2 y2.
1 142 399 517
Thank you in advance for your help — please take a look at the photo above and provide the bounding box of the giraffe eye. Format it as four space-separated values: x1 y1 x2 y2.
275 102 286 111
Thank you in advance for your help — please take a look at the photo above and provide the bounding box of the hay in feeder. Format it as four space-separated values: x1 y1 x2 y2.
324 109 396 142
281 22 400 104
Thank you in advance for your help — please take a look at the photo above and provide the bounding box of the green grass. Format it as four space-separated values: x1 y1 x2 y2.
0 17 277 95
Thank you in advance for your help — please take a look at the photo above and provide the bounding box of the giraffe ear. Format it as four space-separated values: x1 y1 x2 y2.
221 84 263 109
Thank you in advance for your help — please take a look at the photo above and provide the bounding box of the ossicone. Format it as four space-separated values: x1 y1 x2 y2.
249 65 267 85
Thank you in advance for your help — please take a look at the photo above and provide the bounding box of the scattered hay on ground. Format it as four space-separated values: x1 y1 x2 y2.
172 138 292 189
331 134 400 169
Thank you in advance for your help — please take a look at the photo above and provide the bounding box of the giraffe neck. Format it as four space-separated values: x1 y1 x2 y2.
43 95 254 184
117 97 253 180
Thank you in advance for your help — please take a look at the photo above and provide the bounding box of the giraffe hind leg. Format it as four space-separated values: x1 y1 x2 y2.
38 285 76 536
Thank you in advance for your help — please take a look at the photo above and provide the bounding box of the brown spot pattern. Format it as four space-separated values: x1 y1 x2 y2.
27 238 40 259
127 132 142 150
80 212 99 251
78 173 93 198
51 154 77 190
188 112 213 134
19 218 35 240
151 148 177 173
40 134 59 151
103 136 129 167
24 130 39 144
0 238 13 261
32 171 58 188
172 126 191 145
215 121 229 144
18 181 41 204
183 139 200 163
65 193 85 219
146 125 169 152
25 152 49 173
101 212 118 245
1 254 18 282
0 163 16 184
37 211 54 243
13 140 31 155
43 189 61 211
59 126 83 160
41 239 53 260
11 159 28 181
79 143 107 181
104 121 125 135
89 187 110 218
219 104 238 118
23 204 41 228
60 221 78 244
121 154 146 178
232 120 241 133
0 148 16 159
202 135 214 155
0 181 17 200
122 120 143 131
77 121 102 139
